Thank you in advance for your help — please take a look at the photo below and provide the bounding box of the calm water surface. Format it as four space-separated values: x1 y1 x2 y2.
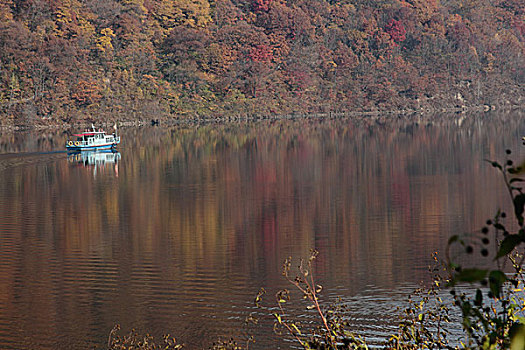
0 113 524 349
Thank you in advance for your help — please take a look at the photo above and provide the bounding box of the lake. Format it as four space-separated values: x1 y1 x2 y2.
0 113 524 349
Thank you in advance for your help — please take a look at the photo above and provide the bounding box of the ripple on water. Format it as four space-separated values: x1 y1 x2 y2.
0 117 523 349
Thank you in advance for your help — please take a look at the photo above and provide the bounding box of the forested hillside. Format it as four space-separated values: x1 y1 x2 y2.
0 0 523 123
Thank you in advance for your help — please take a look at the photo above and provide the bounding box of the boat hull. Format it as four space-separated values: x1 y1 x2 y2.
66 143 118 151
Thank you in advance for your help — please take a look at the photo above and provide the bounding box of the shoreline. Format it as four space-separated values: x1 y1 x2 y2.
0 103 523 131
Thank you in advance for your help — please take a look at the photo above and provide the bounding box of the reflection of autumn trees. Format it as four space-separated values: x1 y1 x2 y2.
117 114 520 287
5 115 521 275
0 114 523 348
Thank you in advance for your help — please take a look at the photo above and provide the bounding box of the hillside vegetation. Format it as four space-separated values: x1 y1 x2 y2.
0 0 523 123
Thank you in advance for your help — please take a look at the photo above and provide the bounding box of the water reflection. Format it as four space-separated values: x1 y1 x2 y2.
67 150 121 177
0 113 524 349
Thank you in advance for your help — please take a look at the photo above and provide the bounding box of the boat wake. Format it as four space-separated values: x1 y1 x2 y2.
0 151 68 171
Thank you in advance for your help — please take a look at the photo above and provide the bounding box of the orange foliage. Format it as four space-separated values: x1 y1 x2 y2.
0 0 523 121
71 80 102 106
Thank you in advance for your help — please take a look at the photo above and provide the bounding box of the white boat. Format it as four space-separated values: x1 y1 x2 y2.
66 124 120 151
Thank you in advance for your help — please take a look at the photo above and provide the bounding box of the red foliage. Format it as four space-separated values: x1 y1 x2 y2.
447 21 471 51
252 0 272 12
385 19 406 43
0 0 523 119
288 69 310 96
513 19 525 38
248 44 273 63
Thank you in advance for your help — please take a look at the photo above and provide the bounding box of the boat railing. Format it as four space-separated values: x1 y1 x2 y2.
67 134 120 147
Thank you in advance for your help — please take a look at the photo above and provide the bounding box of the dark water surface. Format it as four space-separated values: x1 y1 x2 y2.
0 113 524 349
